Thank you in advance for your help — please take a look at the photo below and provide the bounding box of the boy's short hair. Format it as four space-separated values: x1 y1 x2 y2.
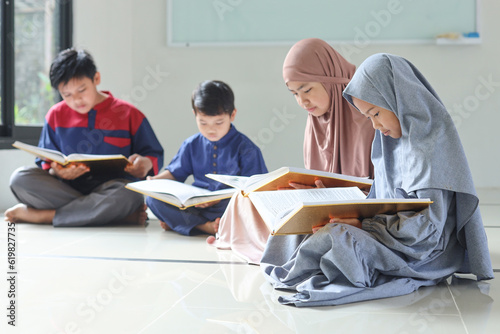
49 48 97 89
191 80 235 116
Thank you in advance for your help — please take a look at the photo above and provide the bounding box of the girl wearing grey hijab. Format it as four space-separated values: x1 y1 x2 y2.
260 53 493 307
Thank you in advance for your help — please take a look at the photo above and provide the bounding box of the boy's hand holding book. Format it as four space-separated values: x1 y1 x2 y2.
49 162 90 180
125 154 153 179
12 141 132 176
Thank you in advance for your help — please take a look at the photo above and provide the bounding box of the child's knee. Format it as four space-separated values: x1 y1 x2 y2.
145 196 158 209
118 186 144 208
9 167 40 189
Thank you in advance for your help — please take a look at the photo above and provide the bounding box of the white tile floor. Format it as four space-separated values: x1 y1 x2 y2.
1 192 499 334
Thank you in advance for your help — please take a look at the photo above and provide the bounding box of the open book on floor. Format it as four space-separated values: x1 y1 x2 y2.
125 179 236 210
12 141 130 174
206 166 373 195
248 187 432 235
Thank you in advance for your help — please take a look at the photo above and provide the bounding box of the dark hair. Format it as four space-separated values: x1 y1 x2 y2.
191 80 235 116
49 48 97 89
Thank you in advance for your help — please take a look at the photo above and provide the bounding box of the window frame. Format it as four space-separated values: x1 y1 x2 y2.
0 0 73 149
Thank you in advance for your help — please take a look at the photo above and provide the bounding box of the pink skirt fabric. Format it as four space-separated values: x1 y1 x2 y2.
207 192 270 264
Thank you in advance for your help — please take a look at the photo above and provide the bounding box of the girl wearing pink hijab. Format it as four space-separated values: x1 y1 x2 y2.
285 38 374 178
207 38 374 263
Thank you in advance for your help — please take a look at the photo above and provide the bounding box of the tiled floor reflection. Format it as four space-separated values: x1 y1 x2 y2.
1 196 498 334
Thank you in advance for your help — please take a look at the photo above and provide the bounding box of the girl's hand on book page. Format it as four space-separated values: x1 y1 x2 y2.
49 162 90 180
277 185 296 190
312 223 328 234
126 154 153 178
288 179 326 189
195 200 221 208
314 179 326 188
330 217 362 229
287 182 314 189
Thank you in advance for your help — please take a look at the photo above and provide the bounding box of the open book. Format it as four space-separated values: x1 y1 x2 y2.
206 166 373 195
13 141 130 173
125 179 236 209
248 187 432 235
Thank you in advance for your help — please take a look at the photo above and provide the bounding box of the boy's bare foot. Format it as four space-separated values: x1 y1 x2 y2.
195 217 220 235
4 204 54 224
123 204 148 225
160 221 171 231
214 217 220 233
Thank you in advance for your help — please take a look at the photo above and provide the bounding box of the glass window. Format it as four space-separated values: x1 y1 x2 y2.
0 3 2 128
15 0 59 126
1 0 72 148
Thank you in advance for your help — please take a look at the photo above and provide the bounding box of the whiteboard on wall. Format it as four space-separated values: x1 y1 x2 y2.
167 0 479 46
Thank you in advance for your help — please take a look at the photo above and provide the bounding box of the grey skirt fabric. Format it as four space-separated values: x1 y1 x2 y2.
261 223 457 307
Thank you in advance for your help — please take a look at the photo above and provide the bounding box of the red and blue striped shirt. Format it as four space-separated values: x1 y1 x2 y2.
37 91 164 179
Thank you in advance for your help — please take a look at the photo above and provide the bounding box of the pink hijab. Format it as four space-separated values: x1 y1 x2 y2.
283 38 374 178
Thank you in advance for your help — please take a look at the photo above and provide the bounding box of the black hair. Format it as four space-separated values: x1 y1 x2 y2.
191 80 235 116
49 48 97 89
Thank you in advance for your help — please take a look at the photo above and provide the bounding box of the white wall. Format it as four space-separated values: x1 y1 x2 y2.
2 0 499 210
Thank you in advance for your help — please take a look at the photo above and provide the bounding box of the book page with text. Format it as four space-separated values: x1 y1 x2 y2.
248 187 366 225
126 179 235 204
205 174 250 190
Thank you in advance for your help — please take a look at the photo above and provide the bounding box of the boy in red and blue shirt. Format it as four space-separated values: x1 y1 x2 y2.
5 48 164 226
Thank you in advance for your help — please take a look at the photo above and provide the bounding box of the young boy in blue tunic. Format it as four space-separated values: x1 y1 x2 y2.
147 80 267 236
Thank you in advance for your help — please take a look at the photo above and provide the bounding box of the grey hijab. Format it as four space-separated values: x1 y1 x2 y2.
343 53 493 279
